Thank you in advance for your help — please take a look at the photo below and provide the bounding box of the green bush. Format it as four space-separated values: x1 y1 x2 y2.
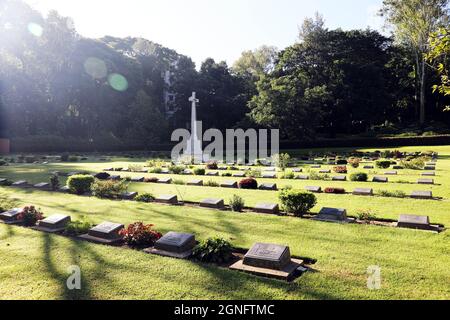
377 190 406 198
350 172 368 182
204 180 220 187
229 195 245 212
67 175 95 195
135 193 155 203
169 165 184 175
309 171 331 181
401 157 425 170
356 209 378 222
0 179 13 186
375 160 391 169
172 179 186 185
60 153 69 162
128 164 143 172
91 179 128 199
246 168 261 178
221 172 232 177
50 174 60 191
150 167 163 174
64 220 94 236
278 189 317 217
68 156 79 162
281 172 295 179
192 237 233 263
193 168 206 175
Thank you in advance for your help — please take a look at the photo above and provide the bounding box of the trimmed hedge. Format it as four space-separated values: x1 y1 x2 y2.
67 175 95 195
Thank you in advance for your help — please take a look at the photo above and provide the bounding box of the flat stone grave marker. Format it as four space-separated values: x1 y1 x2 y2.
206 171 219 176
418 178 434 185
95 172 111 180
80 221 124 244
264 167 276 172
393 166 403 170
218 166 228 170
424 166 435 171
292 168 302 173
363 165 374 169
59 186 70 192
130 176 144 182
220 181 238 188
103 168 114 171
332 175 347 181
254 203 280 214
230 243 303 281
0 208 24 224
0 178 6 184
259 183 277 191
410 190 433 199
422 172 435 176
121 191 138 200
109 175 121 181
373 176 388 183
12 180 28 187
397 214 432 231
315 207 348 223
311 165 321 168
34 182 50 189
295 175 309 180
157 177 172 184
160 168 170 174
319 170 331 174
200 198 225 209
145 232 196 259
262 173 277 179
353 188 373 196
384 171 397 175
182 169 193 175
121 168 130 172
155 194 178 204
425 163 436 166
34 214 71 233
305 186 322 193
187 179 203 186
233 172 246 177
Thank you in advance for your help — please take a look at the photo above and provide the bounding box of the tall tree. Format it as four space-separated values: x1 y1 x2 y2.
380 0 449 125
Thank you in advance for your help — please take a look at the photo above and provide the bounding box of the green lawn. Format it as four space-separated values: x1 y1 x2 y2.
0 145 449 300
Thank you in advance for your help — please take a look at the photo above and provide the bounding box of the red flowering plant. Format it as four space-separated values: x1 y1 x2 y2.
17 206 44 226
119 222 162 247
324 187 346 194
347 158 360 168
144 177 159 183
333 166 348 174
238 178 258 189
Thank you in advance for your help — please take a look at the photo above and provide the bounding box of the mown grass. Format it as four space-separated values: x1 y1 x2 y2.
0 145 449 300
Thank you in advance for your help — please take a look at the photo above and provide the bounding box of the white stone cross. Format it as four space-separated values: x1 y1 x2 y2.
189 92 199 105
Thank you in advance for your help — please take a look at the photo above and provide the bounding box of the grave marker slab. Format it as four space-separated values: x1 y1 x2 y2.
264 167 276 172
259 183 277 191
262 173 277 179
0 208 23 224
372 176 388 183
12 180 28 187
160 169 170 174
315 207 348 223
130 176 144 182
233 172 246 177
422 172 435 176
305 186 322 193
353 188 373 196
292 168 302 173
187 179 203 186
254 203 280 214
384 171 398 175
295 175 309 180
155 194 178 205
200 198 225 209
34 214 71 233
109 175 121 181
103 168 114 172
397 215 432 231
230 243 303 281
310 165 321 169
157 178 172 184
121 192 138 200
319 170 331 174
363 165 374 169
221 181 238 188
80 221 124 244
34 182 50 189
418 178 434 185
332 175 347 181
410 190 433 200
424 166 436 171
145 232 196 259
206 171 219 176
59 186 70 193
182 169 193 175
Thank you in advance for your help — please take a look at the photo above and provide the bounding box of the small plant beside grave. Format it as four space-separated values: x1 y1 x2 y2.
222 172 232 177
50 174 60 191
246 168 262 178
91 179 129 199
128 164 143 172
67 174 95 195
377 190 407 198
229 195 245 212
17 206 44 226
375 160 391 169
120 222 162 247
356 209 378 222
135 193 155 203
333 166 348 174
279 189 317 217
193 168 206 175
204 180 220 187
64 220 94 236
348 158 360 168
169 165 184 175
281 172 295 179
350 172 368 182
238 178 258 189
172 179 186 185
206 161 218 170
400 157 426 170
192 237 233 263
150 167 163 174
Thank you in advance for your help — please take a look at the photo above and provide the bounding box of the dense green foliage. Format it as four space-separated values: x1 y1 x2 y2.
192 237 234 263
67 174 95 195
278 189 317 217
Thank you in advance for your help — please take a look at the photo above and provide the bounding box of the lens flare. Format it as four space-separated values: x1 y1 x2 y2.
108 73 128 92
84 57 107 79
27 22 43 37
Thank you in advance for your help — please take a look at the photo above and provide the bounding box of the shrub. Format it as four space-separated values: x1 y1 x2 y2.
193 168 206 175
119 222 162 247
172 179 186 185
401 157 425 170
150 167 163 174
135 193 155 203
0 160 7 166
336 159 348 165
356 209 378 222
350 172 368 182
192 237 233 263
246 168 261 178
324 187 346 194
64 220 93 236
169 165 184 175
60 154 69 162
238 178 258 189
348 158 360 168
309 171 331 181
206 161 218 170
0 179 13 186
221 172 232 177
272 153 291 171
281 172 295 179
128 164 143 172
204 180 219 187
17 206 44 226
68 156 79 162
25 156 36 163
91 179 128 199
375 160 391 169
377 190 406 198
229 195 245 212
50 174 60 191
67 175 95 195
94 172 110 180
333 166 348 174
144 177 159 183
278 189 317 217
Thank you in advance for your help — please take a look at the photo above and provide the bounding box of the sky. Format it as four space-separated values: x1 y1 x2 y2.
24 0 386 68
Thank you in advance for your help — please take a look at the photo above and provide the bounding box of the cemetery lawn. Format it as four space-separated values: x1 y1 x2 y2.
0 145 449 300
